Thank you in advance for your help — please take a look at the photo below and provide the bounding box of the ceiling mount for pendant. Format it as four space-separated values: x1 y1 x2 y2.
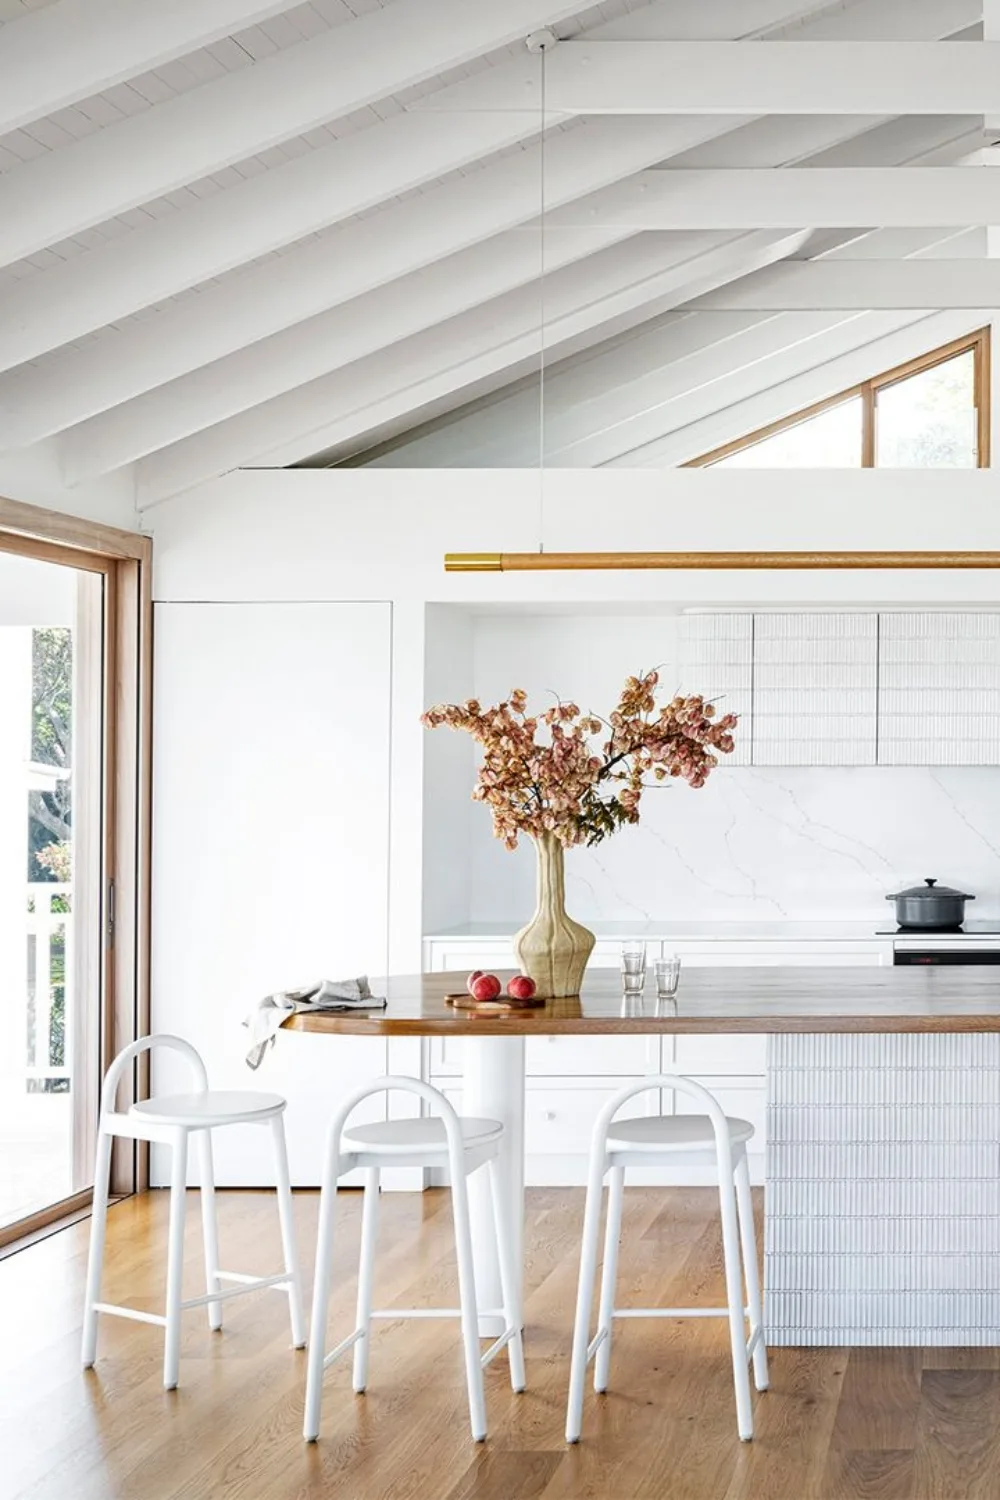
525 28 558 53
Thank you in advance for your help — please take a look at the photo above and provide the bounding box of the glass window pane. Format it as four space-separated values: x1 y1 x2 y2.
0 552 104 1232
709 396 863 467
875 349 977 468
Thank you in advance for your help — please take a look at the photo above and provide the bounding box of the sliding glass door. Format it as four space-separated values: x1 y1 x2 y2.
0 546 110 1235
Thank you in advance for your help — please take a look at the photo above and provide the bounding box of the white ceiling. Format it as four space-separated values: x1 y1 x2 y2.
0 0 992 504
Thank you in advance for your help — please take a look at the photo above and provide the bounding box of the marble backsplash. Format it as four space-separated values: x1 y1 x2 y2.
468 767 1000 925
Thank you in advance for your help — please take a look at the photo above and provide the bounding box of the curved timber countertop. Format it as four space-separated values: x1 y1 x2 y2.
283 966 1000 1036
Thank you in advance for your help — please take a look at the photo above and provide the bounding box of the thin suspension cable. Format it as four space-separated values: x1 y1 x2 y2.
538 39 546 553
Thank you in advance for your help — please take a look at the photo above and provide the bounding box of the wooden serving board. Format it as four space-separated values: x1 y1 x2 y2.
444 992 546 1011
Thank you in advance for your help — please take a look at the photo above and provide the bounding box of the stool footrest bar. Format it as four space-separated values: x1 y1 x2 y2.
92 1303 168 1328
322 1328 366 1370
180 1273 290 1312
586 1327 608 1362
747 1325 763 1358
480 1327 515 1370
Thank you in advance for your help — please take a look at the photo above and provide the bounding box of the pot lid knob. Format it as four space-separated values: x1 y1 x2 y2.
925 878 937 887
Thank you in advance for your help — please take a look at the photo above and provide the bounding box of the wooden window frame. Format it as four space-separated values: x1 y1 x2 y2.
0 497 152 1251
688 327 991 470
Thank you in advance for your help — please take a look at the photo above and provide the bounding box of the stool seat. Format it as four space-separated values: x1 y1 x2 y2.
342 1115 503 1154
607 1113 754 1151
131 1089 286 1128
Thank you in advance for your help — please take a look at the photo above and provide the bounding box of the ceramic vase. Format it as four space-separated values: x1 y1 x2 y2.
513 832 595 998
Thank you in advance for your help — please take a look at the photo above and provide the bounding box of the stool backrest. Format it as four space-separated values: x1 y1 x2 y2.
320 1075 472 1187
100 1034 209 1119
592 1073 738 1179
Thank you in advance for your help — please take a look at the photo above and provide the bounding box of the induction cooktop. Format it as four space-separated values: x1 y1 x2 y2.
875 921 1000 936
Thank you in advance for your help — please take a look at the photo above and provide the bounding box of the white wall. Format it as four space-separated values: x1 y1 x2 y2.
150 601 392 1184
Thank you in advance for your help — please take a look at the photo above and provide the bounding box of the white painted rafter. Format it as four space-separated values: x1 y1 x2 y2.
0 111 543 374
546 169 1000 230
413 41 1000 116
689 260 1000 310
0 118 743 450
0 0 305 136
62 229 811 481
130 228 811 504
0 0 589 267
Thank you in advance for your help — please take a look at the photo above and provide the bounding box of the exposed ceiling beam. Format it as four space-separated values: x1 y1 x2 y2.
0 0 961 373
688 259 1000 309
547 168 1000 229
0 118 738 446
591 0 854 40
0 0 305 136
13 111 971 451
60 225 630 481
0 0 588 267
63 229 813 481
413 41 1000 116
0 111 541 374
131 228 810 505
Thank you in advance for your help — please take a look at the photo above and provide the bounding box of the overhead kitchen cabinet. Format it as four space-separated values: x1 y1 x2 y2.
877 612 1000 766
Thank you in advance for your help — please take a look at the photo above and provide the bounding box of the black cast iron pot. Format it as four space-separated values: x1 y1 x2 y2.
886 878 975 931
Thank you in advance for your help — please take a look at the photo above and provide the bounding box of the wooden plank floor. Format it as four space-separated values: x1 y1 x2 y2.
2 1187 999 1500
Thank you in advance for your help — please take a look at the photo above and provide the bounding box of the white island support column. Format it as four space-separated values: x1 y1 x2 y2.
766 1032 1000 1345
462 1036 525 1338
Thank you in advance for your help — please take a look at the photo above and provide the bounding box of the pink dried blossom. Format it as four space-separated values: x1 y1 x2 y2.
421 670 738 850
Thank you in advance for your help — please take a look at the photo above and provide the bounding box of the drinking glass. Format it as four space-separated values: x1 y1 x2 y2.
654 955 681 1000
621 940 646 997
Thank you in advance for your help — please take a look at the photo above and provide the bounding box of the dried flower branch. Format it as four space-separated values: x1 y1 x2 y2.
421 671 737 850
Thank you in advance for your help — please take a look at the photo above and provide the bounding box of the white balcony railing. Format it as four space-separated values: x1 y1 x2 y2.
26 882 71 1090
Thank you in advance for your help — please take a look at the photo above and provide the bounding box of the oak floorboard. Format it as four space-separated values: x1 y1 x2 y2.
7 1188 1000 1500
911 1369 1000 1500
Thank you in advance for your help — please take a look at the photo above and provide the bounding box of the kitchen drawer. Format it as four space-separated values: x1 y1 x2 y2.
671 1033 766 1075
526 1034 659 1076
430 1033 660 1078
524 1083 657 1155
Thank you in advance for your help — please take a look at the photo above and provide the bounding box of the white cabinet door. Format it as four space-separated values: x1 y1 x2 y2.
752 613 877 767
151 603 392 1185
878 612 1000 765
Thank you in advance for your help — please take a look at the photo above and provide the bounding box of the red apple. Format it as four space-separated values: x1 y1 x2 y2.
466 969 484 994
507 975 537 1000
470 973 502 1002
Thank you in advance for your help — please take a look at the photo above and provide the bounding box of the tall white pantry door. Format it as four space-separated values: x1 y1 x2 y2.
150 602 391 1185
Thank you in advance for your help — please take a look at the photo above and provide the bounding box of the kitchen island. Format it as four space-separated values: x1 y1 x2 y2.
286 965 1000 1347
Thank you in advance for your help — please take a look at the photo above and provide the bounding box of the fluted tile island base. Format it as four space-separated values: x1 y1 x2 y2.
766 1032 1000 1346
285 966 1000 1346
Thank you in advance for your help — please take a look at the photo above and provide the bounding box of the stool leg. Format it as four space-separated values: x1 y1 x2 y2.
304 1159 341 1441
718 1167 754 1441
594 1164 625 1394
352 1166 380 1393
81 1127 113 1368
734 1150 769 1393
487 1155 526 1393
270 1113 306 1349
197 1129 223 1332
450 1162 488 1442
566 1151 608 1443
163 1128 189 1391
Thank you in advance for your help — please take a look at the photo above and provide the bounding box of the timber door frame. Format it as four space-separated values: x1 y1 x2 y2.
0 497 152 1249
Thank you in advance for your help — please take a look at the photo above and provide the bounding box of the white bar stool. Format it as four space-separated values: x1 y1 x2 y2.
303 1076 525 1445
566 1074 768 1444
82 1034 306 1389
